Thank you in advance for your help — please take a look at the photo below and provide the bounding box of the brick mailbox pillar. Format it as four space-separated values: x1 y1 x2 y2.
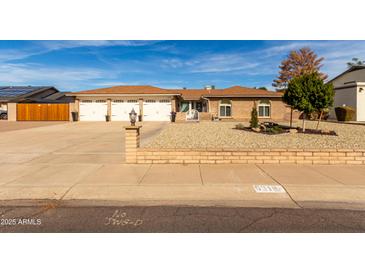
124 126 142 163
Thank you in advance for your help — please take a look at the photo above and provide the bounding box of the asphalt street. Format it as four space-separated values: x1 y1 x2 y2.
1 203 365 232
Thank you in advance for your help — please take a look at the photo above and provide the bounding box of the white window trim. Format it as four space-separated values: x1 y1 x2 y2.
258 102 271 118
219 100 232 118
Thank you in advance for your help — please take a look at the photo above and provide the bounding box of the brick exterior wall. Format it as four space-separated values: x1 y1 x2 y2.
208 97 299 121
134 148 365 165
175 112 213 121
124 126 141 163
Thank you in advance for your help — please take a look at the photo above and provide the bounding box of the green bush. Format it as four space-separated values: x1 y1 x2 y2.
250 107 259 128
335 106 355 121
235 123 245 130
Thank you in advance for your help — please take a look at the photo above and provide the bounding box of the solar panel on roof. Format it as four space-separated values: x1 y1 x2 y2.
0 86 51 98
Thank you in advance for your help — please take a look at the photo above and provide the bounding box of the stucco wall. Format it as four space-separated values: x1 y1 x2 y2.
357 85 365 121
332 69 365 87
7 103 17 121
330 87 357 120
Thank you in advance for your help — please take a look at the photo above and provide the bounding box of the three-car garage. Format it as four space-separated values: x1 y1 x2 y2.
71 85 179 122
78 98 172 121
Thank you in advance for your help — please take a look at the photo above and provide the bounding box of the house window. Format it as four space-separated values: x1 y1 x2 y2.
127 100 138 103
219 99 232 117
180 101 189 112
258 100 271 118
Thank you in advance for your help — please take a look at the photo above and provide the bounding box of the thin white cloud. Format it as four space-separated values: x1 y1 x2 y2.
36 40 159 51
0 40 160 63
0 63 115 90
1 40 365 90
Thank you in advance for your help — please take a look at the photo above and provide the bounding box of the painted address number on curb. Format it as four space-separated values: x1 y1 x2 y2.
254 185 286 193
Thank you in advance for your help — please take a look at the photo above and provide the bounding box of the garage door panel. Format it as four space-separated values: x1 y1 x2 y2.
79 100 107 121
143 100 171 121
111 100 140 121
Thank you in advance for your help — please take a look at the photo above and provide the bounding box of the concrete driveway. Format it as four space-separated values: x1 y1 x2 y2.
0 121 167 164
1 121 365 210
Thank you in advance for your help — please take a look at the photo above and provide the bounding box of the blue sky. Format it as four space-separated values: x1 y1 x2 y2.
0 40 365 91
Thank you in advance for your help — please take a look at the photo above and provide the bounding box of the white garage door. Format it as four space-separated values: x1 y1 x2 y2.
111 99 140 121
143 99 171 121
79 100 107 121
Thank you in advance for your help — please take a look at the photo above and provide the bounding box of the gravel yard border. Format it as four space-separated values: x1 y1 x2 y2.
143 121 365 150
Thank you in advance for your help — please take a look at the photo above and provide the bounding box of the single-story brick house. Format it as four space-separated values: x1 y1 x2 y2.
67 85 296 122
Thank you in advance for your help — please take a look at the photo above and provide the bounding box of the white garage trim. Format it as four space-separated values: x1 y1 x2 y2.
111 99 140 121
143 99 172 121
79 100 107 121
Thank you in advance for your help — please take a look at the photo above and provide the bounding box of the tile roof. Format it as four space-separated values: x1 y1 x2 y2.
71 85 282 99
74 85 177 95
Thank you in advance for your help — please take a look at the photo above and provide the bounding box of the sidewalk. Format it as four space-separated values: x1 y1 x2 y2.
1 163 365 210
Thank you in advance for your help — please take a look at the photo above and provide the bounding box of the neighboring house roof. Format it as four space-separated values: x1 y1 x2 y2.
0 86 53 99
328 65 365 83
71 85 281 99
0 86 71 103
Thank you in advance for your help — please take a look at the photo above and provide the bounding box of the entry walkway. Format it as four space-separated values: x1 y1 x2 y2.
1 163 365 210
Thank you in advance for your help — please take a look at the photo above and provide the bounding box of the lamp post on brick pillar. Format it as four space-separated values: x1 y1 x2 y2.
124 108 141 163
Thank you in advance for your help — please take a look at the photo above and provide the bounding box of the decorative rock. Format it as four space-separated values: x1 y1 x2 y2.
289 128 298 134
144 121 363 150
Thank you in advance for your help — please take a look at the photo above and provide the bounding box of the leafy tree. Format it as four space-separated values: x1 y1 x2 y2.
347 58 365 67
253 86 268 90
250 105 259 129
284 73 334 132
273 47 327 89
273 47 327 127
310 78 334 129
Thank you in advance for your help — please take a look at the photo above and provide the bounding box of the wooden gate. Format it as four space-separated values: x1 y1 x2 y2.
17 103 70 121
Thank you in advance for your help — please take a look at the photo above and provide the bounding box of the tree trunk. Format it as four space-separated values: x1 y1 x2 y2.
302 113 306 132
290 107 293 128
316 110 323 130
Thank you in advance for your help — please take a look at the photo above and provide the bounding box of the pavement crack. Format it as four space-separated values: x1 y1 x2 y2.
59 164 104 200
255 164 303 209
307 166 347 186
138 163 152 185
198 164 204 185
238 210 278 232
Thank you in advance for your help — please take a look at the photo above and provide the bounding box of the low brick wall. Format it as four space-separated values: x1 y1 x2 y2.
135 148 365 165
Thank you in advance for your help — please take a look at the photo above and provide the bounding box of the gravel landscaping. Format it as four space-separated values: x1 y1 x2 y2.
143 121 365 149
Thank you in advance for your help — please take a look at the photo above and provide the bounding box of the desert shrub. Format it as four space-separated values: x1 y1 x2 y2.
235 123 245 130
268 125 284 134
250 107 259 128
335 106 355 121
